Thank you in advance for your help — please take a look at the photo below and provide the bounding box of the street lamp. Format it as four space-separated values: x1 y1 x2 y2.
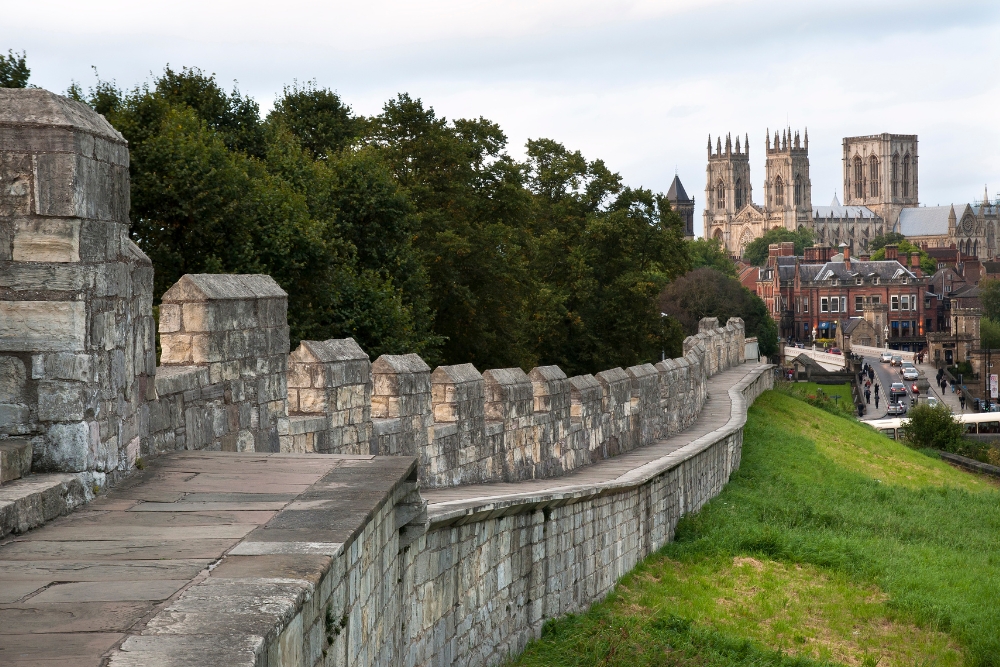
660 312 669 362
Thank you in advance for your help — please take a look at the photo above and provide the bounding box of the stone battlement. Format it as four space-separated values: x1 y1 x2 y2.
0 88 746 495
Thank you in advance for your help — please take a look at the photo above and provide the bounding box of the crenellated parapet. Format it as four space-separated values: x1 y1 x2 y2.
0 86 750 496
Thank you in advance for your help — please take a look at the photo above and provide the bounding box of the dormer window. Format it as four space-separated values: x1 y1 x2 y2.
902 277 908 284
874 277 880 285
856 278 862 285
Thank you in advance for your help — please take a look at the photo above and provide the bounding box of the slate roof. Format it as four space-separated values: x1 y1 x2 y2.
813 195 878 220
897 206 954 236
666 175 691 203
841 317 869 335
799 260 916 283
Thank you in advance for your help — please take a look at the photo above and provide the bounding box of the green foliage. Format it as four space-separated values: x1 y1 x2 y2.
742 227 814 266
982 317 1000 349
869 239 935 274
267 81 360 159
514 391 997 666
75 67 690 373
659 268 778 356
688 237 736 276
866 232 907 253
0 49 30 88
980 280 1000 322
776 381 855 418
904 402 965 450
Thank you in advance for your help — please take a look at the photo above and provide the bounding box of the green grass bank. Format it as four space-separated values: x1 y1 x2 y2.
509 390 1000 667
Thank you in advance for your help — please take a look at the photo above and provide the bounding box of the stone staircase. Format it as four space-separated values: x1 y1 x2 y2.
0 438 88 539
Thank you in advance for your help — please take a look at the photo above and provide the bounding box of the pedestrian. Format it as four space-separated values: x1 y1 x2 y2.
875 393 880 409
960 393 966 411
865 388 871 404
952 380 956 394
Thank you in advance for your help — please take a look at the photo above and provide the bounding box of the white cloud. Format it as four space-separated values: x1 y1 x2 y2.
5 0 1000 233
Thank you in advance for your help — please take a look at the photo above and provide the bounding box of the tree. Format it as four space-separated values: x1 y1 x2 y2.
867 232 906 253
743 227 814 265
0 50 30 88
869 239 935 274
688 237 736 276
658 267 778 356
905 402 964 451
981 317 1000 350
979 279 1000 322
268 81 360 159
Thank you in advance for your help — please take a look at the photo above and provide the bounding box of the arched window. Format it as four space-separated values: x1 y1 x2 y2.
775 176 784 206
713 228 724 241
735 178 744 210
794 173 802 206
854 157 864 198
869 156 879 197
902 155 910 197
717 180 725 209
891 153 899 197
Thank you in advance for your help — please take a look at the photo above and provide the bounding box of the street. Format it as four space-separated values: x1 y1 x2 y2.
859 355 954 420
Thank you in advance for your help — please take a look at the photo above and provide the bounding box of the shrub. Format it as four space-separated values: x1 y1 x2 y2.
905 403 964 450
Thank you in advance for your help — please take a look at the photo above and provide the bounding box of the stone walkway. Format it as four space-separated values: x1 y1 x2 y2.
0 363 765 665
423 363 765 520
0 452 414 666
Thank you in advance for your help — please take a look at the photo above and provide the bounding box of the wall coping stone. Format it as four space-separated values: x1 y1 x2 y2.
161 274 286 303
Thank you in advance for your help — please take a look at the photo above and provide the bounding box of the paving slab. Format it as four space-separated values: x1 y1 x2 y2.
0 601 154 634
0 451 416 665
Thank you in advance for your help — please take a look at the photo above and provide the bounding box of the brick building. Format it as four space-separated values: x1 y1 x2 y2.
756 243 928 351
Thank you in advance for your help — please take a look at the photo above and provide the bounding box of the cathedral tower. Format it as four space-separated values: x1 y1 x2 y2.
703 132 752 247
764 127 812 230
842 133 918 227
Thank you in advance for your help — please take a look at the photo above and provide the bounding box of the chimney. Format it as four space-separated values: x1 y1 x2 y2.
804 247 819 262
843 244 851 269
910 252 921 277
885 244 898 261
769 243 780 258
780 241 795 256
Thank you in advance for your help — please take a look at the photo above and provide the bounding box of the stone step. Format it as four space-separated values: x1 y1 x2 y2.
0 439 32 485
0 472 89 539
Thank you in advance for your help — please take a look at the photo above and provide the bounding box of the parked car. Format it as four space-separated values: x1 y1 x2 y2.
891 355 903 366
829 348 842 355
880 351 893 363
886 401 907 416
902 365 919 381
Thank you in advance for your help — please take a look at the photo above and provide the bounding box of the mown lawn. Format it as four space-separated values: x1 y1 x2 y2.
510 391 1000 667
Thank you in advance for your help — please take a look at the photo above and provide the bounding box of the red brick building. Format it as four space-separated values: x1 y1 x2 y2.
755 243 928 351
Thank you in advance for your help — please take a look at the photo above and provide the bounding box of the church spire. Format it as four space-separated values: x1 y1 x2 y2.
735 134 741 155
765 129 770 151
804 127 809 150
707 134 712 158
745 133 750 158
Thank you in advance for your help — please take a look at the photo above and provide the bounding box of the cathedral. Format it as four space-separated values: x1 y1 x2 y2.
702 129 813 256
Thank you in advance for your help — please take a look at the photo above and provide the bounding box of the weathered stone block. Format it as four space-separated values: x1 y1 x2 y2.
0 301 86 352
0 356 26 403
37 380 90 421
30 352 93 382
34 420 89 472
12 218 81 262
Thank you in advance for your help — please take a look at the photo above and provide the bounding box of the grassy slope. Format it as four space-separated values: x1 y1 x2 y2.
511 391 1000 667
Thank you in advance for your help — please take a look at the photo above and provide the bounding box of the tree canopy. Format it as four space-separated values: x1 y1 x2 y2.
57 64 690 375
658 267 778 356
869 237 935 274
742 227 814 265
688 237 736 276
0 50 30 88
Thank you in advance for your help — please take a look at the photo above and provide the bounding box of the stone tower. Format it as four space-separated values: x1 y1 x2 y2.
764 128 812 230
842 133 918 227
0 89 155 479
703 133 751 244
666 174 695 238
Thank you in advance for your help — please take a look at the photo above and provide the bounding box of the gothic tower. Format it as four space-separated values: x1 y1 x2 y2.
703 132 751 248
842 133 918 227
764 127 812 231
666 174 695 238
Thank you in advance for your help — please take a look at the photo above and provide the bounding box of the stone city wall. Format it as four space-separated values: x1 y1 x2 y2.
240 364 773 667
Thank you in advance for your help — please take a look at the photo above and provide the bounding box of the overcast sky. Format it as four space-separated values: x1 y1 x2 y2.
7 0 1000 234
